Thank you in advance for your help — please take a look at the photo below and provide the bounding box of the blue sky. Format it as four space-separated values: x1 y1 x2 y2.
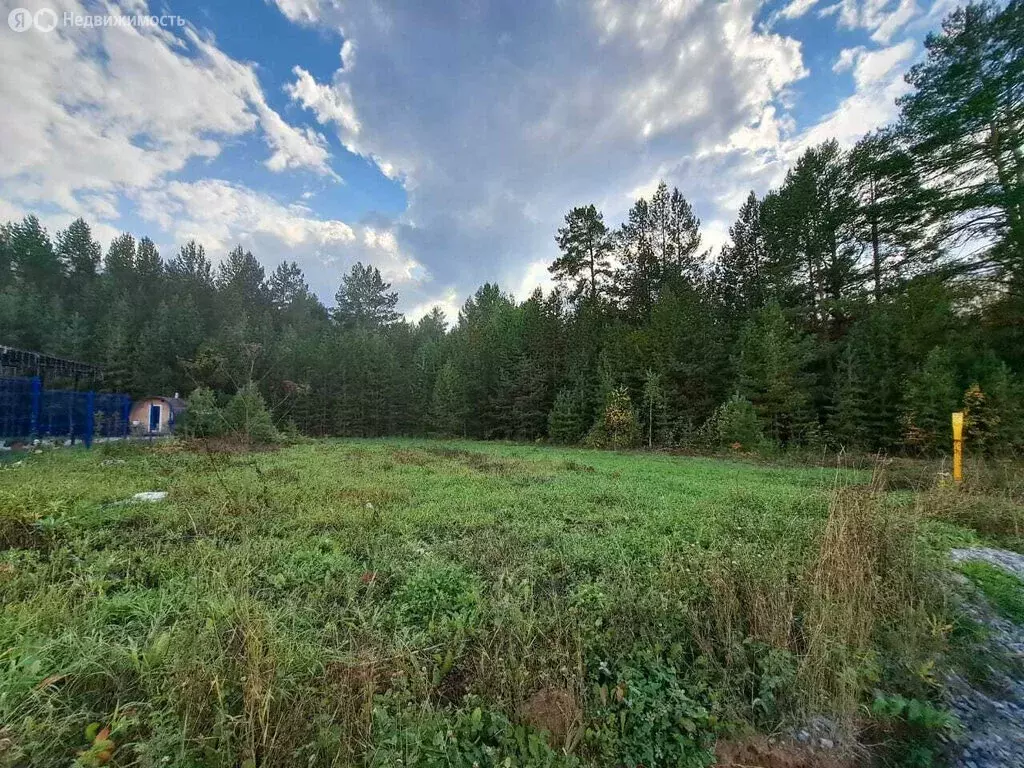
0 0 959 319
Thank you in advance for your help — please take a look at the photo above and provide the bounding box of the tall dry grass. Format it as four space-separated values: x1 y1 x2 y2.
698 465 944 731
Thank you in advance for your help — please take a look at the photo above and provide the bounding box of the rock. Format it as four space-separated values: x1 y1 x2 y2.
129 491 168 503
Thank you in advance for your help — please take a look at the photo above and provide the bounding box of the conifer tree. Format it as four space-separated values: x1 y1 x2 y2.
551 205 613 305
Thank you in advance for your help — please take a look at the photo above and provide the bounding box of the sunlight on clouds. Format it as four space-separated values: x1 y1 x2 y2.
135 180 356 252
833 0 920 43
779 0 821 20
0 0 336 221
271 0 329 25
407 287 462 324
833 40 916 89
512 260 556 303
132 179 422 298
0 0 952 314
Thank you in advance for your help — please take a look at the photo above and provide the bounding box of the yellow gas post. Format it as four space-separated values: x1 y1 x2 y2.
952 411 964 483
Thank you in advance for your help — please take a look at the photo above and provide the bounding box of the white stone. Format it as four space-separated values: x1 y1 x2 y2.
130 491 168 503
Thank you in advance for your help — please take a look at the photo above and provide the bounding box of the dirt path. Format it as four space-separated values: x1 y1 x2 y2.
945 548 1024 768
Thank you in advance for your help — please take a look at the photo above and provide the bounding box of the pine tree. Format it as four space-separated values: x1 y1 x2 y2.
56 218 101 287
847 131 934 298
616 196 659 320
551 205 613 304
11 216 63 296
665 185 704 284
735 302 816 445
104 233 137 285
548 385 590 444
718 191 766 321
334 262 399 329
429 359 468 436
899 0 1024 278
903 346 959 451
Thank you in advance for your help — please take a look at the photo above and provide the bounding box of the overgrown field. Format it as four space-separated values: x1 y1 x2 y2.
0 440 1020 767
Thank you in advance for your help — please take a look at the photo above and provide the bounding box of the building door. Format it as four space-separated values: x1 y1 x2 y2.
149 404 161 432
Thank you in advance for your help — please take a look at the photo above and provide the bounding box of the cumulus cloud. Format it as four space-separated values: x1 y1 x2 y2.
831 0 921 43
286 67 362 147
134 178 421 294
1 0 946 317
271 0 332 26
406 287 462 324
281 0 811 301
0 0 336 217
834 40 916 90
791 39 916 152
779 0 821 20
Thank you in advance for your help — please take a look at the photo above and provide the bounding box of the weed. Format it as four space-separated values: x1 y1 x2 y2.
960 560 1024 624
0 439 1013 766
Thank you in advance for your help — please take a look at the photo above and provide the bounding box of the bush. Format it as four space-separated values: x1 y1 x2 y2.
223 383 278 444
589 658 716 768
585 387 640 450
701 394 765 451
181 387 223 438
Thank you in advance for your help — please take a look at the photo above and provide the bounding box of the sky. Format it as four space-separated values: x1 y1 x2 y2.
0 0 962 321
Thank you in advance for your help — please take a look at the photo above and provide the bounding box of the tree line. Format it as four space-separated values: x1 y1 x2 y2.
1 1 1022 454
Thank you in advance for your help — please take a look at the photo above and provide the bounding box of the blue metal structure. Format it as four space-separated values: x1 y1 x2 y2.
0 376 131 447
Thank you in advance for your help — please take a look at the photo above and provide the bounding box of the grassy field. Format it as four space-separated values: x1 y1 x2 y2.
0 439 1017 767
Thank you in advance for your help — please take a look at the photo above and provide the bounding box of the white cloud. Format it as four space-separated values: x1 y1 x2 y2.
833 0 920 43
791 43 915 151
136 179 354 251
407 287 461 324
833 40 916 88
341 38 356 70
511 260 556 302
134 178 422 297
833 46 863 73
280 0 809 301
270 0 329 25
0 0 335 220
286 66 362 143
779 0 821 20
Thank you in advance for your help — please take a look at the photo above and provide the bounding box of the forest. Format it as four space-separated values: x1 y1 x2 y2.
2 1 1022 455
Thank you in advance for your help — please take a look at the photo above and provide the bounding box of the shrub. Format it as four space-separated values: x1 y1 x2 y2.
371 694 573 767
181 387 223 438
702 394 765 451
224 383 278 444
585 387 640 450
392 561 480 634
589 658 716 768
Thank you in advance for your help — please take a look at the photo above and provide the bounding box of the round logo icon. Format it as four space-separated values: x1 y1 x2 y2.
8 7 33 31
34 7 58 32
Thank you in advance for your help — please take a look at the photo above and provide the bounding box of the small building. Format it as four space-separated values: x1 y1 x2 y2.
130 394 186 435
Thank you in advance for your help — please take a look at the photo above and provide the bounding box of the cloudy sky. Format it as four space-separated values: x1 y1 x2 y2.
0 0 959 319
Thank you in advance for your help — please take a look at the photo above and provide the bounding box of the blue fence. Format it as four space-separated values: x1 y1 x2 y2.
0 376 131 447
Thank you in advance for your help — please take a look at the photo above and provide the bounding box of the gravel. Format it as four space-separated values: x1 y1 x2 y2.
950 548 1024 581
945 548 1024 768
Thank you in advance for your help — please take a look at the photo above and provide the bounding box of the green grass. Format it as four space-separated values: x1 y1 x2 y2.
0 439 973 766
960 560 1024 624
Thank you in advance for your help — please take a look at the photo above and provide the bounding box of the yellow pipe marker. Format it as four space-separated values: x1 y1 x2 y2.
952 411 964 483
